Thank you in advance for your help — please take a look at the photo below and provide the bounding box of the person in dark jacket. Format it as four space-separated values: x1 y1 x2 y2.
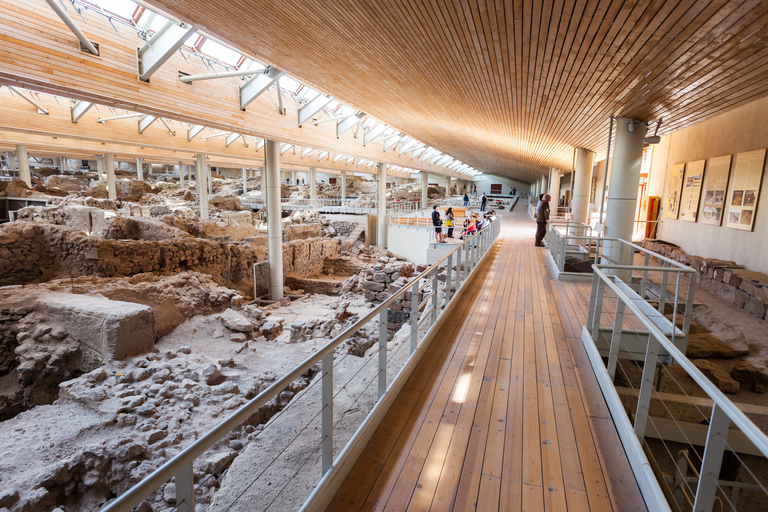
480 193 487 211
463 193 469 207
431 205 445 243
535 194 550 247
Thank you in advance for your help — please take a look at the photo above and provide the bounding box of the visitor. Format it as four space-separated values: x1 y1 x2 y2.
431 205 445 243
296 178 300 185
511 187 516 196
473 184 477 194
489 210 497 222
445 207 455 238
535 194 551 247
460 218 476 240
463 192 469 207
480 193 487 211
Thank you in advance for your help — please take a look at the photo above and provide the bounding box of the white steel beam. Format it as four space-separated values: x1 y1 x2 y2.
301 147 314 158
179 68 262 83
383 134 402 151
363 123 387 145
337 111 365 138
187 125 205 141
239 67 282 110
281 143 292 154
160 118 176 136
298 94 334 127
98 113 143 123
7 86 49 115
70 101 93 123
43 0 99 56
255 139 265 151
226 133 245 147
138 21 197 81
138 115 157 134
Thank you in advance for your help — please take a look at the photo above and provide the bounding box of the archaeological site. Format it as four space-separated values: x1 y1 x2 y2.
2 1 768 512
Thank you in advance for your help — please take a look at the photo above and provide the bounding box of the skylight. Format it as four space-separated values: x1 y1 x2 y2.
279 76 303 95
83 0 138 20
200 40 241 67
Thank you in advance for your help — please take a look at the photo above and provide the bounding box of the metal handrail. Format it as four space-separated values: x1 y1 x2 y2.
586 263 768 511
100 216 501 512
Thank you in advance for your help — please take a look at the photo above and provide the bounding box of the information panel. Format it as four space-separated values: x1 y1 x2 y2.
701 154 731 226
665 163 685 219
726 149 765 232
679 160 705 222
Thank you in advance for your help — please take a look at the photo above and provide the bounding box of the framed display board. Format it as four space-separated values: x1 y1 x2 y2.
700 155 731 226
726 148 765 232
665 163 686 219
679 160 705 222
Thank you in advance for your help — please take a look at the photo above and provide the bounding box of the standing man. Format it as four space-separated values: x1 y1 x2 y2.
432 205 445 243
535 194 551 247
480 193 487 211
463 192 469 207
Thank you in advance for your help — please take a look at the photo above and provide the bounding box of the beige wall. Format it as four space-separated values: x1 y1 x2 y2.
647 96 768 274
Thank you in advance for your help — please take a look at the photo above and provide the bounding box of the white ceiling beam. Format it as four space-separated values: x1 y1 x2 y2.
70 101 93 123
138 115 157 134
239 66 282 110
188 124 205 141
363 123 388 145
298 94 334 127
138 21 197 81
336 111 365 138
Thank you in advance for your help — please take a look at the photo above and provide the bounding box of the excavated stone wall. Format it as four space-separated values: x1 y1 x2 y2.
643 240 768 321
0 222 339 295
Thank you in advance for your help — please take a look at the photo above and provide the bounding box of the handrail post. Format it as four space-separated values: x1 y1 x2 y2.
559 232 565 272
431 268 438 325
634 335 660 438
378 309 387 399
410 281 419 353
591 278 606 342
321 352 334 474
693 403 731 512
445 253 453 306
607 299 626 380
175 464 195 512
658 261 671 313
640 252 651 298
587 272 599 328
456 243 464 290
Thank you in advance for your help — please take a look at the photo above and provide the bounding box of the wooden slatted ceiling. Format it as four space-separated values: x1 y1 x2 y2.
143 0 768 181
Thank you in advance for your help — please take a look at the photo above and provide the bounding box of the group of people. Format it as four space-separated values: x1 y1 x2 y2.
462 192 488 211
431 205 497 243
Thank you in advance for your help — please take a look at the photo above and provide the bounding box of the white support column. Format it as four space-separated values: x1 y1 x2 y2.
265 140 284 300
135 158 143 181
196 154 209 221
377 162 387 248
95 154 104 183
602 118 646 277
207 165 213 196
260 169 266 196
15 145 31 187
105 153 116 200
242 167 247 193
291 171 296 185
340 170 347 206
309 167 317 207
178 161 185 188
7 151 16 174
444 176 451 197
572 148 595 226
549 168 561 206
421 172 428 208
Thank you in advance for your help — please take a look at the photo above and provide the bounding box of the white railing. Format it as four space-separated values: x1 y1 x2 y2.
240 197 421 214
99 219 501 512
583 258 768 512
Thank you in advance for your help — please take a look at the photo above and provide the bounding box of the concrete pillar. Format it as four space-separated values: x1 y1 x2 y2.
135 158 143 181
265 140 284 300
292 171 297 185
603 118 646 277
444 176 451 197
572 148 595 226
15 145 31 187
207 165 213 196
309 167 317 207
95 155 104 183
340 170 347 206
196 154 209 221
549 168 561 206
377 163 387 248
178 161 185 188
242 167 247 193
421 172 428 208
104 153 116 200
260 169 266 195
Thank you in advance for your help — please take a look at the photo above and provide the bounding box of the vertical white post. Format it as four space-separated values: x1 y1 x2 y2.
377 162 387 248
207 164 213 196
693 404 730 512
196 154 209 221
378 308 387 398
174 464 195 512
340 170 347 206
6 151 16 174
135 158 144 181
410 282 419 353
95 155 104 183
260 168 266 197
602 118 646 278
178 161 185 188
104 153 116 200
242 167 247 194
321 351 334 475
549 168 561 208
421 172 428 209
572 148 595 227
444 176 451 197
15 145 31 187
265 140 284 301
309 166 317 207
291 171 296 185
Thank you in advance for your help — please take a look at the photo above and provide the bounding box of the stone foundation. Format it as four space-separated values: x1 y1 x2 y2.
643 239 768 321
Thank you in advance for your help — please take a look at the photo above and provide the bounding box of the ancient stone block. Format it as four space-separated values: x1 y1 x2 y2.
731 359 768 393
219 309 253 332
745 297 768 319
364 281 386 292
685 331 749 359
373 272 389 283
34 293 155 360
693 360 739 393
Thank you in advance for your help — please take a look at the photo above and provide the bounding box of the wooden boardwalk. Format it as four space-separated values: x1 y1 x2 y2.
326 206 647 512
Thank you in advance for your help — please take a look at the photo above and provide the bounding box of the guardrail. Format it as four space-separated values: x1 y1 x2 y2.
240 197 421 215
582 260 768 512
100 215 502 512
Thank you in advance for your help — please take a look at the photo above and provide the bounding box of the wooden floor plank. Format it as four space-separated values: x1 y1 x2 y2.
325 206 648 512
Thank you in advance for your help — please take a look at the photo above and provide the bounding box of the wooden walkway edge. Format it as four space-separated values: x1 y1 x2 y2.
325 206 648 512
